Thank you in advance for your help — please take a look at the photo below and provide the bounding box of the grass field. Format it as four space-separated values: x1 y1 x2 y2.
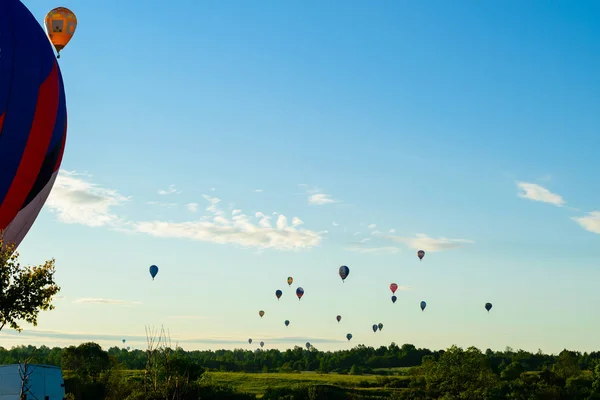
202 371 411 397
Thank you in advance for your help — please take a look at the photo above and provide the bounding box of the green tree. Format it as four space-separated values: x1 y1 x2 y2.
0 238 60 332
61 342 111 383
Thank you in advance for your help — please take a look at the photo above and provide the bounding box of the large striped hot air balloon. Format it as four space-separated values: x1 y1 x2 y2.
0 0 68 250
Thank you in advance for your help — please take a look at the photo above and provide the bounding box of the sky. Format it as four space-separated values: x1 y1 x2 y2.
5 0 600 354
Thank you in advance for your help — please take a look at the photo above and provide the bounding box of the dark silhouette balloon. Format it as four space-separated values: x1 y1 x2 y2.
391 295 397 304
417 250 425 260
296 287 304 300
248 338 252 344
149 265 159 280
485 302 493 312
346 333 352 341
420 301 427 311
305 342 311 350
378 323 383 331
336 315 341 323
339 265 350 282
275 289 282 300
284 320 290 327
372 324 378 333
260 341 264 348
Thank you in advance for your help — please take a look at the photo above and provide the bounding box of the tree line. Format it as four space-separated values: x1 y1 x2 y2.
3 337 600 399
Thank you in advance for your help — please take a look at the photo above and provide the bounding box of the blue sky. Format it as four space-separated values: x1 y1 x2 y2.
7 0 600 354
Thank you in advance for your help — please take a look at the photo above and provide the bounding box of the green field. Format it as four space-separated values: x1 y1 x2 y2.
202 371 411 397
76 370 412 398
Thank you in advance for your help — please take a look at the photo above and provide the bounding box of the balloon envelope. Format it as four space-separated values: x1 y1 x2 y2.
259 310 265 317
287 276 293 286
275 290 282 300
378 323 383 331
149 265 159 279
260 341 264 348
372 324 378 332
296 287 304 300
485 302 493 312
417 250 425 260
390 283 398 294
0 0 68 250
339 265 350 281
346 333 352 341
305 342 310 349
391 295 397 304
284 320 289 326
248 338 252 344
336 315 341 322
420 301 427 311
44 7 77 57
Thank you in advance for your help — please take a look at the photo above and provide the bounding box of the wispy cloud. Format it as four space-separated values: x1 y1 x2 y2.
516 182 565 207
332 222 339 226
45 170 130 227
299 184 340 205
367 224 377 229
73 298 142 306
167 315 208 320
253 189 263 193
186 203 199 212
345 245 401 254
572 211 600 234
378 233 474 252
158 185 180 195
133 195 324 251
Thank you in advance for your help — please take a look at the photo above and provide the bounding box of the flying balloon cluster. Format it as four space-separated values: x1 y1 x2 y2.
144 249 493 350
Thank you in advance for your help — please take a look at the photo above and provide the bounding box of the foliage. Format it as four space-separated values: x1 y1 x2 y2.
4 341 600 399
0 236 60 332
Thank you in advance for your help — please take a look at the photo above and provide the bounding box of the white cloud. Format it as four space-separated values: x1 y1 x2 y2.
572 211 600 234
45 170 129 227
133 195 324 251
345 245 401 254
368 224 376 229
332 222 339 226
73 298 142 305
389 229 396 233
186 203 199 212
158 184 180 195
379 233 474 252
516 182 565 207
396 286 413 291
308 193 337 205
254 189 263 193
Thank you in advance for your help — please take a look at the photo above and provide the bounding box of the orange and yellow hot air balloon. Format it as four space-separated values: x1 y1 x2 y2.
44 7 77 58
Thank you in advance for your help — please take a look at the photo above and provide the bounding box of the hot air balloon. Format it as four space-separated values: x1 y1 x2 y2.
0 0 69 251
122 339 126 344
287 277 293 286
417 250 425 260
372 324 378 333
346 333 352 341
391 295 397 304
285 320 290 327
248 338 252 344
378 323 383 331
339 265 350 282
305 342 311 350
259 310 265 318
44 7 77 59
420 301 427 311
336 315 342 323
390 283 398 294
149 265 159 280
126 346 130 351
260 341 264 348
485 302 493 312
275 290 282 300
296 287 304 300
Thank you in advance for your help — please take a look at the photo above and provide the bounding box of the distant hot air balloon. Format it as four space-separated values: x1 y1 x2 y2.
485 302 493 312
417 250 425 260
391 295 397 304
372 324 378 333
259 310 265 318
296 287 304 300
285 320 290 327
305 342 311 350
287 276 293 286
275 290 282 300
122 339 126 344
346 333 352 341
378 323 383 331
126 346 130 351
0 0 69 251
260 341 264 348
339 265 350 282
420 301 427 311
336 315 342 323
44 7 77 58
149 265 159 280
248 338 253 344
390 283 398 294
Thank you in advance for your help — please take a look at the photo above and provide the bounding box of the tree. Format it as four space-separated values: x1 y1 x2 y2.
0 237 61 332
